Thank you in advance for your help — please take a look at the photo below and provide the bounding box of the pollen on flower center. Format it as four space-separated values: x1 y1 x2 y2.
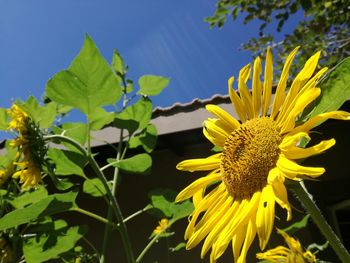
221 117 281 200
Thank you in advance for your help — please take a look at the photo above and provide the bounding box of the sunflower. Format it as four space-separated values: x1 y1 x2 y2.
7 104 44 188
256 229 316 263
175 47 350 263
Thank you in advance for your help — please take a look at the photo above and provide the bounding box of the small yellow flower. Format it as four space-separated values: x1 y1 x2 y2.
256 229 316 263
176 47 350 263
154 218 169 235
7 104 43 188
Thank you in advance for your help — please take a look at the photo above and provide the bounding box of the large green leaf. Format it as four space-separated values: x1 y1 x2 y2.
128 124 158 153
47 148 87 177
107 153 152 175
52 122 87 152
23 219 87 263
304 57 350 119
83 178 107 197
19 96 57 128
114 98 152 135
148 188 193 221
46 34 121 116
90 107 115 130
0 191 78 231
137 75 169 96
7 186 48 209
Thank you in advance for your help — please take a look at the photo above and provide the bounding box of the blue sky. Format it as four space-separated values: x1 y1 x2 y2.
0 0 301 110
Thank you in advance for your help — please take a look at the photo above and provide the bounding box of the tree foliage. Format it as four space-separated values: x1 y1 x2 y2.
206 0 350 74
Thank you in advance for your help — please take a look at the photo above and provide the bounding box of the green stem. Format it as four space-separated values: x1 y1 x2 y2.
124 206 150 223
87 116 91 155
100 161 119 172
101 76 129 262
290 181 350 262
44 134 135 263
72 207 115 227
136 221 173 263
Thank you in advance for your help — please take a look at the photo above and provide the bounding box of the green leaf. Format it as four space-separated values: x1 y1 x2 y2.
282 214 310 235
112 49 125 81
52 122 87 152
170 242 186 252
47 148 87 177
107 153 152 175
8 186 48 209
128 124 157 153
23 219 87 263
137 75 169 96
46 34 121 116
20 96 57 128
303 57 350 119
90 107 115 130
114 98 152 135
125 80 133 93
0 191 78 231
83 178 107 197
0 108 8 130
148 188 194 221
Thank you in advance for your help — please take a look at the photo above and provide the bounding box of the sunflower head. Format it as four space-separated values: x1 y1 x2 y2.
256 229 317 263
7 104 46 188
176 47 350 263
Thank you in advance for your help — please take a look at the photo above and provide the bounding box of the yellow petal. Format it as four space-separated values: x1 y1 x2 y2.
229 77 247 122
187 195 233 250
282 139 335 159
176 153 221 172
203 127 225 147
256 185 275 250
200 199 240 257
193 188 204 208
176 170 221 202
277 154 325 178
270 175 292 221
236 216 257 263
262 47 273 116
232 226 247 262
185 184 226 239
283 51 322 110
279 87 321 133
238 64 254 119
252 56 262 118
213 191 261 261
204 119 230 141
206 104 240 131
279 132 310 150
290 111 350 134
271 47 300 119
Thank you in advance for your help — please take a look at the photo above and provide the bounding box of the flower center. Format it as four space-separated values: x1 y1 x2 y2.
221 117 281 200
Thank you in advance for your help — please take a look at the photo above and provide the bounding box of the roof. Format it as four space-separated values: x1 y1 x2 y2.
91 94 236 147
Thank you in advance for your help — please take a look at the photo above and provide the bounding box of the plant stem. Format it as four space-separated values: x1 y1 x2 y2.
136 221 173 263
44 134 135 263
290 181 350 262
101 76 130 262
72 207 115 227
124 206 150 223
87 116 91 155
